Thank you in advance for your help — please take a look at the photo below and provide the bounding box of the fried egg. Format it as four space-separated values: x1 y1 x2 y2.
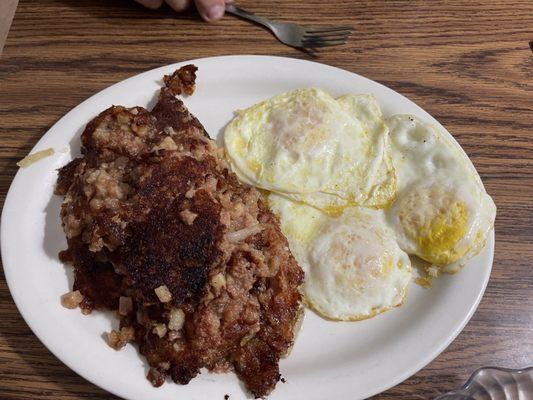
386 115 496 270
337 94 397 207
224 89 496 322
268 194 412 321
224 89 396 211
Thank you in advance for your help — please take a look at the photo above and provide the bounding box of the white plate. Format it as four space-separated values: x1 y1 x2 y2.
1 56 494 400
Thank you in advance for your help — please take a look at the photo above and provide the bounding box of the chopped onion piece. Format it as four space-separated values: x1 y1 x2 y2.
227 224 263 243
155 285 172 303
152 323 167 338
61 290 83 309
168 308 185 331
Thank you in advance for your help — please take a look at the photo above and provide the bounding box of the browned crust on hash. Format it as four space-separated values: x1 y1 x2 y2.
55 65 303 398
163 64 198 96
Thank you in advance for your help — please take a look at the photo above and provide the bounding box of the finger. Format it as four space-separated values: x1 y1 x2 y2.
134 0 164 9
165 0 193 12
194 0 225 21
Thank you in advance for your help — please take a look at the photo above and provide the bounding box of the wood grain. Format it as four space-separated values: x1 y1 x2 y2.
1 0 532 398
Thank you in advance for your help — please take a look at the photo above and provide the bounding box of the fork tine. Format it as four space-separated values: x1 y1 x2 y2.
303 37 350 47
302 39 347 48
304 31 352 39
303 32 352 41
304 26 353 34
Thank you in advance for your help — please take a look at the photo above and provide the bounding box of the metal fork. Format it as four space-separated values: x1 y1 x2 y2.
225 4 352 50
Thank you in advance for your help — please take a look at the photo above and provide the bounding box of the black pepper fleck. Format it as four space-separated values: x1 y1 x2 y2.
280 377 286 383
224 395 230 400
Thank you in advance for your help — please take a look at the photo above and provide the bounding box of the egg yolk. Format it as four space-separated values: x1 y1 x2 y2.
246 159 262 175
269 102 329 154
322 204 347 217
400 199 470 265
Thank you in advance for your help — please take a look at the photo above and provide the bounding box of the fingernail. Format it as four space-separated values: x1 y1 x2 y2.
205 4 224 21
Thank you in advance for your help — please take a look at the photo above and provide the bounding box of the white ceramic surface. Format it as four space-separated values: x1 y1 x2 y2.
0 56 494 400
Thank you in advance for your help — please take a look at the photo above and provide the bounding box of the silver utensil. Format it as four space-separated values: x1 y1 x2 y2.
435 366 533 400
225 4 352 50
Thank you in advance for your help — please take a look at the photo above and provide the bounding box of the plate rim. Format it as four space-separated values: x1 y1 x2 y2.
0 55 494 400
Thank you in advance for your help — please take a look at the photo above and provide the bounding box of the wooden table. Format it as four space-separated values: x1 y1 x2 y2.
1 1 532 398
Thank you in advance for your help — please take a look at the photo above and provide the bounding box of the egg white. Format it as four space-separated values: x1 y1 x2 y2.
268 194 412 321
224 89 396 212
386 115 496 268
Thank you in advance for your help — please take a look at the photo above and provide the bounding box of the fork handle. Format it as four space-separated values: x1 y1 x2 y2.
225 4 273 30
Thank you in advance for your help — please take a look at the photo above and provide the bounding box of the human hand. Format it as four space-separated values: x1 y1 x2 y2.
135 0 227 22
